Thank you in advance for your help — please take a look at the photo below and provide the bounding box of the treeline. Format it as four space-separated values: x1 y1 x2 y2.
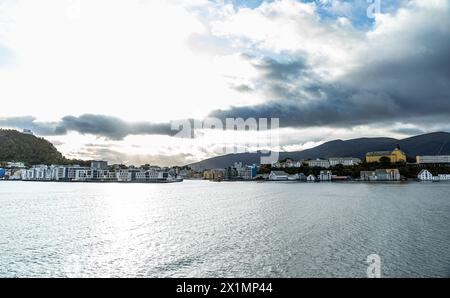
260 162 450 179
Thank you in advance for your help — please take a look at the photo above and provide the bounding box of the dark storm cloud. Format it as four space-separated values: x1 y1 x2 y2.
210 27 450 129
0 114 184 140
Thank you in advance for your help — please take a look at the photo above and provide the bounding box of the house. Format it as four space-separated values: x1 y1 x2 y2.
285 159 294 168
319 170 332 181
269 171 288 181
329 157 362 167
272 161 284 168
298 173 307 181
417 169 433 181
307 174 316 182
306 159 330 168
366 146 406 163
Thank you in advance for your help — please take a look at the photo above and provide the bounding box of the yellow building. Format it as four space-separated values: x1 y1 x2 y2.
366 147 407 163
203 169 225 180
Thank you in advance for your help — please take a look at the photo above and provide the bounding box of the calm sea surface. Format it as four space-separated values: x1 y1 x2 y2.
0 180 449 278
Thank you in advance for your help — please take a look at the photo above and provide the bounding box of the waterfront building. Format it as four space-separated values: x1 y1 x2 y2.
416 155 450 164
360 169 401 181
307 174 316 182
366 147 406 163
298 173 307 181
375 169 401 181
22 165 58 181
287 174 299 181
68 166 85 181
203 169 225 181
438 174 450 181
241 165 257 180
306 159 330 168
116 170 132 182
74 168 93 181
329 157 362 167
269 171 288 181
9 170 23 180
319 170 332 181
360 171 376 181
417 169 433 181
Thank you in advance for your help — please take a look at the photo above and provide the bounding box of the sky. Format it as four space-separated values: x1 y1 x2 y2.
0 0 449 166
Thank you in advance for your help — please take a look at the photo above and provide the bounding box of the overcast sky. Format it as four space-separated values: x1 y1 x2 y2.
0 0 449 166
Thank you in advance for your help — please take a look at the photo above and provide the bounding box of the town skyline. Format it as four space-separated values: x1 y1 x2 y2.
1 0 449 166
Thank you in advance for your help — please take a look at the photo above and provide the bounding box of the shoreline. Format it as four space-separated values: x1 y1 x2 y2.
1 179 448 184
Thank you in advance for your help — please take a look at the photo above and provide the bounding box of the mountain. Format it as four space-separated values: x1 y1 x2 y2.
189 132 450 170
0 129 65 165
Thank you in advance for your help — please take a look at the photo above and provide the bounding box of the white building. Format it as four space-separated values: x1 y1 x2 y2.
269 171 288 181
74 168 93 181
319 170 332 181
307 174 316 182
22 165 57 181
116 170 133 182
73 168 116 182
416 156 450 164
438 174 450 181
6 162 26 168
306 159 330 168
135 170 172 181
361 169 401 181
329 157 362 167
417 169 433 181
285 159 294 168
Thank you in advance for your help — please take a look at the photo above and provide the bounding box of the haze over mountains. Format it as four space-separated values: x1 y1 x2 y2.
189 132 450 170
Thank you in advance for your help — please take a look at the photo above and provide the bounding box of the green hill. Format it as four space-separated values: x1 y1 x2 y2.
0 129 66 165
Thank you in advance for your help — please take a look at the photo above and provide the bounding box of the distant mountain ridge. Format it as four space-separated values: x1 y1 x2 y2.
189 132 450 170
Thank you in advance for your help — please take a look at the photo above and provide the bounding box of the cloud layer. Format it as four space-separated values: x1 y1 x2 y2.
0 114 180 140
210 0 450 129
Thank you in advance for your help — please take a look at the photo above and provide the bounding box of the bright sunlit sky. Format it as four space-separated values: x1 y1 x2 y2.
0 0 449 166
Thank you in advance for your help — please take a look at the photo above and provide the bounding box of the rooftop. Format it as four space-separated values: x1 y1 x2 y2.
366 151 392 156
